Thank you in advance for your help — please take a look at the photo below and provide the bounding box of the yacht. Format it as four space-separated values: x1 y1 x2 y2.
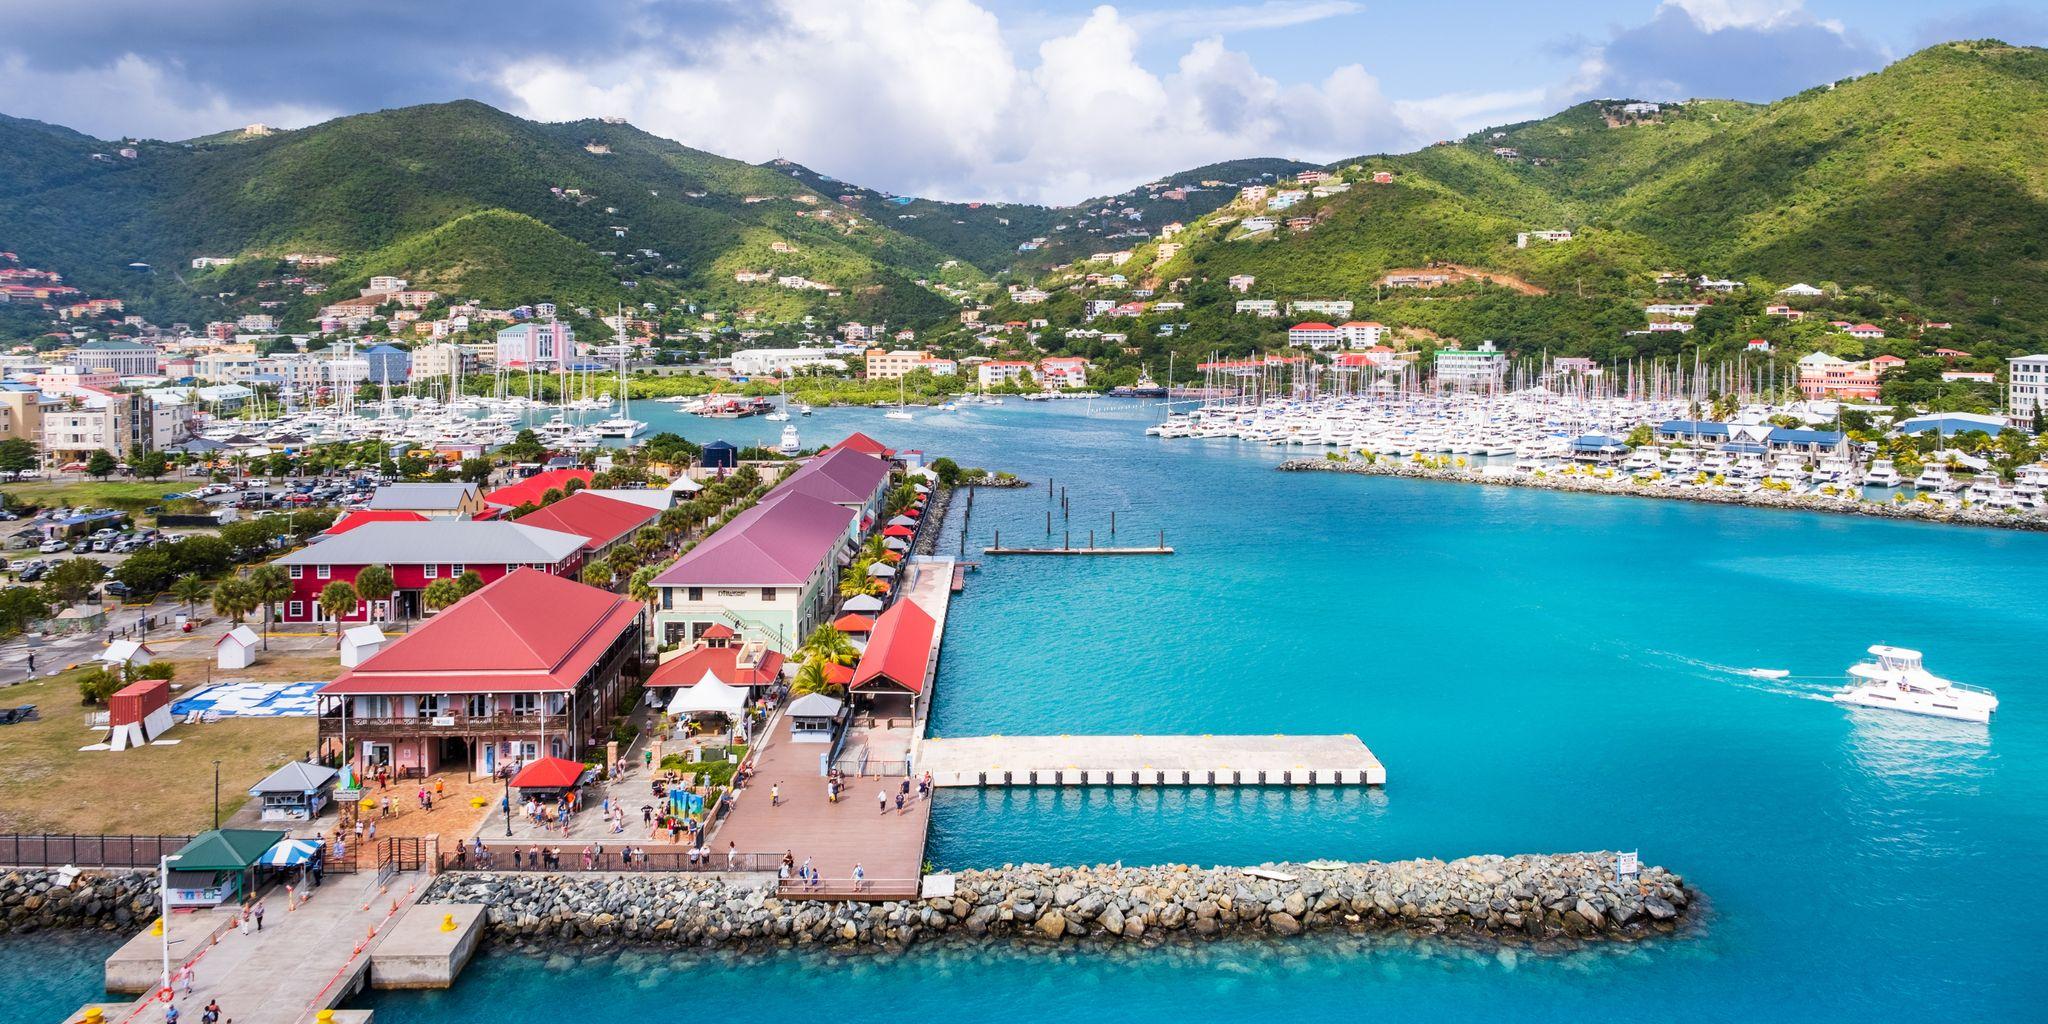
776 424 801 456
1915 463 1956 491
1832 645 1998 723
884 377 914 421
587 313 649 438
1864 458 1902 487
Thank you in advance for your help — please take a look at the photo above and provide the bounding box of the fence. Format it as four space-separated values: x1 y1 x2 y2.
378 836 434 872
776 878 920 901
0 833 192 868
439 843 781 874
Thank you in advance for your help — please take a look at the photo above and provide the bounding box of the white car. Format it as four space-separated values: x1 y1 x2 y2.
39 539 69 554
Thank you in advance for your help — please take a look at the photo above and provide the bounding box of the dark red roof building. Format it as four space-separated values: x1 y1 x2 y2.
315 569 642 776
486 468 595 509
511 491 663 562
850 598 936 698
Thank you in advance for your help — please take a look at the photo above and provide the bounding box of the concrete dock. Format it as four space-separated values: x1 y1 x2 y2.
919 734 1386 787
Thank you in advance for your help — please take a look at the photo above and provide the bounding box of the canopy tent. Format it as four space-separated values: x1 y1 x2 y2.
912 484 930 494
841 594 884 613
883 537 909 552
510 756 587 791
866 561 897 578
249 761 338 797
886 515 917 528
832 613 875 634
257 838 323 867
881 524 915 538
666 671 749 716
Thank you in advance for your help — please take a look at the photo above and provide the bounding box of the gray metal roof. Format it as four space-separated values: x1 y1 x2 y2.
277 521 586 566
367 483 478 511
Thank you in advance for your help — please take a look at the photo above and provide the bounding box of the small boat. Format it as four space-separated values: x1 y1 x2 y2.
1832 645 1997 723
884 377 913 421
1740 668 1790 680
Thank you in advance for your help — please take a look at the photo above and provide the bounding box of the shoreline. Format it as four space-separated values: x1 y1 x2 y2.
420 853 1694 952
1278 458 2048 532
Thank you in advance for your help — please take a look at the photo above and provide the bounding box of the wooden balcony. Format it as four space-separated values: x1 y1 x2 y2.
316 711 570 738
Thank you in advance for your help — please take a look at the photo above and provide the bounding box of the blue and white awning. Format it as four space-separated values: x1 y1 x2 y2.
257 838 322 866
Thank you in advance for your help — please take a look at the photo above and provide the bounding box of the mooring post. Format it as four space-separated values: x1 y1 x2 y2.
1064 530 1070 549
1088 530 1094 549
1111 510 1116 534
994 528 1000 549
1045 509 1051 534
1158 528 1164 550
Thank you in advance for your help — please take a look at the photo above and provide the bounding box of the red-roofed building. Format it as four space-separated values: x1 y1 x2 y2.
832 613 874 634
486 468 595 509
315 569 642 775
645 640 786 693
511 492 662 563
1846 323 1886 340
826 432 896 459
1933 347 1972 360
850 598 937 705
323 510 430 536
1287 322 1341 348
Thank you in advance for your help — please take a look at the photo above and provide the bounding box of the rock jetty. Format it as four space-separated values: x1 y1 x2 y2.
2 869 159 934
423 853 1692 951
1279 457 2048 532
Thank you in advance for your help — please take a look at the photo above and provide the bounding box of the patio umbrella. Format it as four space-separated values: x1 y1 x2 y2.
257 838 322 867
866 562 897 577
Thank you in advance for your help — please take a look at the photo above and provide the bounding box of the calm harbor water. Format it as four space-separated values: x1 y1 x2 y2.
17 399 2046 1022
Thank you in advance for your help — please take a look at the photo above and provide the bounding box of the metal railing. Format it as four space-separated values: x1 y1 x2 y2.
0 833 192 868
439 844 780 873
316 712 571 736
776 878 920 901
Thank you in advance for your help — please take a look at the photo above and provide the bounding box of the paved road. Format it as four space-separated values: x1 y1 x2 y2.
0 598 176 687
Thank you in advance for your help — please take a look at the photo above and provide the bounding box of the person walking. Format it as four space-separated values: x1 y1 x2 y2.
201 1000 220 1024
176 963 194 996
726 842 737 870
252 899 265 932
878 789 888 815
24 652 34 675
852 862 866 893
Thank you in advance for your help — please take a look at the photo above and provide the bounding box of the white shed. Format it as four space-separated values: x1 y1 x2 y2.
99 639 154 667
339 624 388 668
215 626 260 670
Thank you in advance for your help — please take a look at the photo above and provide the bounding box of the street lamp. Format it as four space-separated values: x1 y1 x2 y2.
503 770 512 837
212 759 222 829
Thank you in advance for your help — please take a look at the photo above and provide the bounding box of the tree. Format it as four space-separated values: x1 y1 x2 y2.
246 564 292 650
76 666 121 706
131 450 170 480
930 457 961 486
802 624 859 667
354 564 396 621
1625 424 1653 448
169 573 212 614
457 457 493 484
581 563 614 587
85 449 117 479
0 586 50 638
422 578 464 613
838 564 879 598
42 559 105 606
790 659 839 697
0 438 35 473
456 570 485 596
211 575 257 623
316 580 360 635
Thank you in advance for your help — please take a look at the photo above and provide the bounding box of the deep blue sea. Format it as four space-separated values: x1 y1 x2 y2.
15 400 2046 1022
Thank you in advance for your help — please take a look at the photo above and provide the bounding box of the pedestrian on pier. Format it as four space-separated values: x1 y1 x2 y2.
176 964 194 995
512 847 522 869
771 782 781 806
24 652 33 674
895 789 905 813
252 899 265 931
201 1000 219 1024
878 789 888 814
852 862 866 893
726 842 737 870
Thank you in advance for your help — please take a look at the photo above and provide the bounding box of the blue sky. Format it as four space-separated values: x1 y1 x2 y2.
1 1 2044 203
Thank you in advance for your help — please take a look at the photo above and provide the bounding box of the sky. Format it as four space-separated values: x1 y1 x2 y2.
1 0 2044 205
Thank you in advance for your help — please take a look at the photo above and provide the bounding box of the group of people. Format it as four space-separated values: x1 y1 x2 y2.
876 772 934 814
777 851 869 892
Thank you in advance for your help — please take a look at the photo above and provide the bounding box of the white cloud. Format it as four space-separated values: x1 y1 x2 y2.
1558 0 1885 104
1123 0 1367 36
496 0 1513 204
0 52 333 140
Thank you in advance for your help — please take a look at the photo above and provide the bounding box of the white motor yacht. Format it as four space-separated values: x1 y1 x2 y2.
1864 458 1902 487
1832 645 1998 723
777 424 801 455
1915 464 1956 491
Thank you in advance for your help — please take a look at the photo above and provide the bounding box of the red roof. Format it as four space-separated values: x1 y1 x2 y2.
881 524 915 538
510 756 586 790
850 598 936 694
319 569 640 695
511 492 660 553
325 510 429 535
823 662 854 685
701 623 735 640
646 643 785 689
1290 322 1336 331
827 432 895 458
832 613 875 633
486 468 594 508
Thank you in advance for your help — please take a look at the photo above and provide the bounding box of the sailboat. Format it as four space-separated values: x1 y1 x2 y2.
884 375 914 421
590 306 648 438
764 379 791 421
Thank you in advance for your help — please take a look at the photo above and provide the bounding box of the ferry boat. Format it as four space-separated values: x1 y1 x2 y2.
1832 645 1998 723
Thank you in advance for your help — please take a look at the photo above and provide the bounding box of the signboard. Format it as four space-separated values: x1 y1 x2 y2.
1615 850 1639 879
431 715 456 727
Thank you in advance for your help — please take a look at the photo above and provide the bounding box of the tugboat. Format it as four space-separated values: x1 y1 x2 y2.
1111 367 1169 398
1832 645 1998 723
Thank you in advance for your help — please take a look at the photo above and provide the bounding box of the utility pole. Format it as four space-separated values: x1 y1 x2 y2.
212 759 222 829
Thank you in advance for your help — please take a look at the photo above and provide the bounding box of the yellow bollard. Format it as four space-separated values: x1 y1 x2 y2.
317 1011 335 1024
149 918 164 937
84 1009 106 1024
440 913 457 932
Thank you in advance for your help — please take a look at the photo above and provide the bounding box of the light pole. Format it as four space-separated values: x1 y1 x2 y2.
211 759 221 829
503 772 512 838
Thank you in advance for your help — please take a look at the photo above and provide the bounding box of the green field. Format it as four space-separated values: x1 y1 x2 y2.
0 479 182 514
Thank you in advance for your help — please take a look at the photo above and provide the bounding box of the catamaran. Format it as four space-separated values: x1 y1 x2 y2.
1832 645 1998 723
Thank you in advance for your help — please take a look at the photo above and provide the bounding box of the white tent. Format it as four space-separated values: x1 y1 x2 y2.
666 670 748 716
841 594 884 613
886 515 917 528
866 561 896 578
99 640 153 667
883 536 909 552
215 626 260 670
668 475 704 493
339 625 388 668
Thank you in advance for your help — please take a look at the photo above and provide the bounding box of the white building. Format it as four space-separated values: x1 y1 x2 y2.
1515 230 1573 248
731 348 848 377
1435 341 1507 391
1287 322 1341 348
2010 354 2048 429
496 320 574 368
1287 299 1354 319
1235 299 1279 317
1228 275 1257 293
1337 322 1387 348
1778 283 1826 297
978 360 1034 387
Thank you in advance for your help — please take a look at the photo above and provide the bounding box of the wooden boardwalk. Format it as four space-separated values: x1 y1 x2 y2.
919 734 1385 787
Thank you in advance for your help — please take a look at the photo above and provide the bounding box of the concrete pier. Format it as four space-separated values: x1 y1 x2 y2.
919 734 1386 787
369 904 486 989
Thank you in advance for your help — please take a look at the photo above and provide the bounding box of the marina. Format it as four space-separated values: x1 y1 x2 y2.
919 734 1385 787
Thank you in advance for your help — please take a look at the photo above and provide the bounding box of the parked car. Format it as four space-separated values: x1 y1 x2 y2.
39 539 69 554
18 562 47 582
71 540 91 554
102 581 132 601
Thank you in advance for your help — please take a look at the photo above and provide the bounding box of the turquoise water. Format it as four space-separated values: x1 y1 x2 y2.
19 401 2047 1021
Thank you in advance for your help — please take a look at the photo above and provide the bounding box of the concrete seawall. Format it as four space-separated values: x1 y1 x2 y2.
2 869 157 934
1278 458 2048 532
422 852 1694 950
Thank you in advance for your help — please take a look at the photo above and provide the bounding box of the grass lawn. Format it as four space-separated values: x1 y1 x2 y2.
0 668 315 835
0 479 185 514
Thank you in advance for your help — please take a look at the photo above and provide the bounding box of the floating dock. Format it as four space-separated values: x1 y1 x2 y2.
920 734 1385 787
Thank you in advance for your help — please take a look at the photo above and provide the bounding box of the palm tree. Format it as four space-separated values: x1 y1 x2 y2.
838 565 878 598
802 625 858 667
422 578 463 613
247 564 291 650
354 564 396 622
169 573 212 616
316 581 360 639
211 575 257 624
790 659 838 697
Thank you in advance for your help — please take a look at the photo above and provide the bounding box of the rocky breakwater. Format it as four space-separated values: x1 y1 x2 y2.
424 852 1693 951
1279 458 2048 533
1 868 159 934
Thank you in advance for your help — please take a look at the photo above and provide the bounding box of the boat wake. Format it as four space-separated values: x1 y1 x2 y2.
1644 650 1833 701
